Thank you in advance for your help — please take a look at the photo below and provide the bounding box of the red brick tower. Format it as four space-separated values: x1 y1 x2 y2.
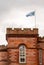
6 28 39 65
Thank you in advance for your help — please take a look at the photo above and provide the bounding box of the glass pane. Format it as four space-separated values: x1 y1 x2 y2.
20 58 25 62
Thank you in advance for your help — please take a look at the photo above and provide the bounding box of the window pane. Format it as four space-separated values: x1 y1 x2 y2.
20 58 25 62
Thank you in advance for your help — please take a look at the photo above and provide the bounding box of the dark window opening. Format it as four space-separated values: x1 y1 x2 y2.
20 58 25 62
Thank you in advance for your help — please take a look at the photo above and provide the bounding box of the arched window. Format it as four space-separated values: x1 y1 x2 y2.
19 45 26 63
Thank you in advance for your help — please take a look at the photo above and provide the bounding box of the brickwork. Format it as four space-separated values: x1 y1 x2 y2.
38 37 44 49
26 49 38 65
0 62 8 65
0 28 44 65
7 37 37 48
0 45 8 65
38 37 44 65
42 50 44 65
6 28 38 34
8 49 19 62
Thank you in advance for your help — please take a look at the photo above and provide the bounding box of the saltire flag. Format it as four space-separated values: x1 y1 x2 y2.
26 11 35 17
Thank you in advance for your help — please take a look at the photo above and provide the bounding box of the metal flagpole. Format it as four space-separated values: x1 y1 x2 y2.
35 11 36 28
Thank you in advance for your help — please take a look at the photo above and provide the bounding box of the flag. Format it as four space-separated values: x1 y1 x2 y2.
26 11 35 17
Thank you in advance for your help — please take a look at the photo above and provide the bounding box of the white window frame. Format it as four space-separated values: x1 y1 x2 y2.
39 49 42 65
19 45 26 63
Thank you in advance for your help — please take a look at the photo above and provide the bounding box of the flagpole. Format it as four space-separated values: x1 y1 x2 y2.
35 11 36 28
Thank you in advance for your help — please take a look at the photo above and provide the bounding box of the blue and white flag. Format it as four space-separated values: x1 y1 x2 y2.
26 11 35 17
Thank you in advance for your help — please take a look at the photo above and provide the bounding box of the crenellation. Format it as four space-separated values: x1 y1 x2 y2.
0 45 7 51
6 28 38 34
6 28 12 34
33 28 38 34
38 37 44 42
7 28 12 30
14 28 21 30
24 28 31 30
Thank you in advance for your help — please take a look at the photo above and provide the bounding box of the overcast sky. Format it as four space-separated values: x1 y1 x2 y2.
0 0 44 45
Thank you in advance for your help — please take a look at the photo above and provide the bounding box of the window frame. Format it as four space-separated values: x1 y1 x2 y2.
19 45 26 63
39 49 42 65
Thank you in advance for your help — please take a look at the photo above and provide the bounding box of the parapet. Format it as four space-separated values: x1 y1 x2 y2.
38 37 44 49
0 45 7 51
6 28 38 35
38 37 44 43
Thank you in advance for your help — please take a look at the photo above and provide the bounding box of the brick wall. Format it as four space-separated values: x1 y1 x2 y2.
7 37 37 48
38 37 44 65
0 45 8 65
0 28 44 65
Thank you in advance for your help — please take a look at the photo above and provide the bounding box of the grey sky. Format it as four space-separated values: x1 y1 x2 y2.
0 0 44 17
0 0 44 13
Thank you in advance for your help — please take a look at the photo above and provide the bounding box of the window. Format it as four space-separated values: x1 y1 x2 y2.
39 49 42 65
19 45 26 63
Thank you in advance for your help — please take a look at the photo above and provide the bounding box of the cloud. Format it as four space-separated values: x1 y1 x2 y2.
0 0 44 13
0 0 44 19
